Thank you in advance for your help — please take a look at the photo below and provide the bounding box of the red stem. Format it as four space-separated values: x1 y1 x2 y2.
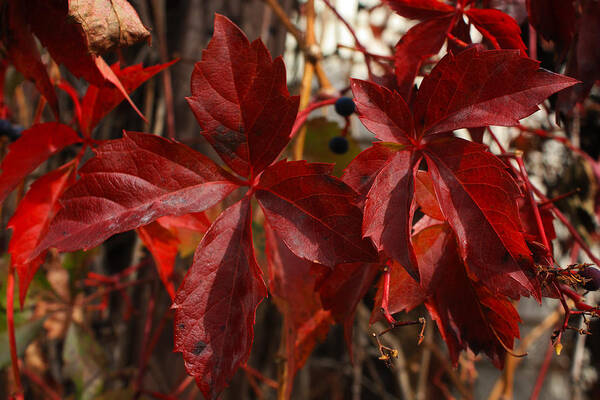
7 267 24 399
528 24 537 61
242 364 278 389
321 0 374 79
516 155 551 252
531 184 600 267
530 339 553 400
134 283 156 396
21 367 61 400
380 264 396 325
290 98 337 140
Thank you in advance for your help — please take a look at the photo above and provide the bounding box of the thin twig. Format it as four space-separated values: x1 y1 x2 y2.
292 0 317 161
530 339 554 400
322 0 374 79
151 0 176 139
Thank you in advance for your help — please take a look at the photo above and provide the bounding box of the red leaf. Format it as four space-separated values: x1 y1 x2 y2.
0 122 82 204
186 15 299 178
32 132 239 258
414 224 520 368
414 170 444 220
81 60 177 134
383 0 454 20
255 160 376 267
370 260 425 324
173 197 267 400
413 47 578 136
351 79 414 143
466 8 527 54
7 161 77 307
527 0 576 58
137 222 180 300
4 1 59 117
556 0 600 114
424 138 540 299
342 143 397 203
265 222 332 396
394 16 455 98
157 213 210 233
318 262 380 358
363 151 421 279
374 223 521 367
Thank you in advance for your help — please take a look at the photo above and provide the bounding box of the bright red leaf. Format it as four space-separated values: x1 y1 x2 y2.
7 161 77 307
0 122 82 204
173 197 267 400
137 222 180 300
414 170 444 220
81 60 177 135
465 8 527 55
31 132 239 258
256 160 376 267
186 14 299 178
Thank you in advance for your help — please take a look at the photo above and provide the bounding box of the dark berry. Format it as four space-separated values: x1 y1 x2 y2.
0 119 23 142
334 97 356 117
579 266 600 291
329 136 349 154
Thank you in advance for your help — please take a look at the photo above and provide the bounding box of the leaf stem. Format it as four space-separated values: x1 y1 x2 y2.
7 266 24 399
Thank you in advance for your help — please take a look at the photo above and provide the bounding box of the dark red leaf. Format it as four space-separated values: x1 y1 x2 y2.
413 47 578 136
81 60 177 134
467 126 486 143
415 224 521 368
527 0 576 58
383 0 454 20
318 262 380 358
137 222 180 300
0 122 82 204
173 197 267 400
351 79 414 143
424 138 540 299
556 0 600 115
4 1 59 117
265 222 332 396
466 8 527 54
32 132 239 258
7 161 77 307
186 14 299 178
394 16 455 98
374 223 521 367
256 160 376 267
363 151 421 279
341 143 397 203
